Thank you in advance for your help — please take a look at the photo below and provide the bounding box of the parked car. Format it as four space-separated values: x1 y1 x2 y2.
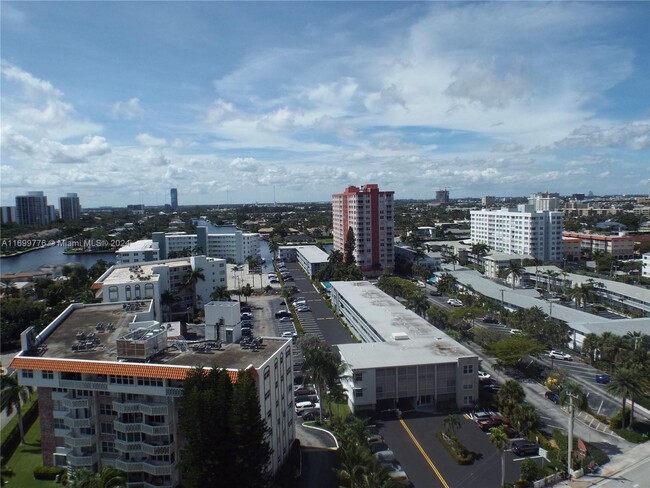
595 374 611 384
369 441 390 453
275 310 291 318
478 416 504 431
545 391 559 404
374 450 397 463
478 370 491 381
284 277 294 282
548 350 572 361
296 306 310 312
281 331 296 338
302 410 320 421
481 316 499 324
430 289 442 296
279 317 293 322
447 298 463 307
511 440 539 457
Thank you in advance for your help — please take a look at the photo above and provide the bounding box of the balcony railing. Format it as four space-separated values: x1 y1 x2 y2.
112 401 169 416
62 396 89 409
114 459 174 476
113 422 170 436
63 415 92 429
66 452 98 467
60 379 109 390
165 387 183 397
64 435 94 448
114 439 174 456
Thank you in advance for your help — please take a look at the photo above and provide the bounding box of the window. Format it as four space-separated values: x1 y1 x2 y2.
354 372 363 382
100 404 116 416
22 370 33 378
354 388 363 398
110 375 134 385
101 422 114 434
53 418 67 430
101 441 116 453
137 377 163 387
42 370 54 380
463 395 474 405
463 365 474 375
463 382 473 390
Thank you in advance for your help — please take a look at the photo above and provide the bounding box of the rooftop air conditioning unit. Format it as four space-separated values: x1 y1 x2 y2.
391 332 409 341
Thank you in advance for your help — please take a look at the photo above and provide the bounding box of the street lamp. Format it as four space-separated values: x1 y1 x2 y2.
500 288 505 308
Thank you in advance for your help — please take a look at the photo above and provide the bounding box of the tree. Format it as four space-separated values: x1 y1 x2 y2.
426 306 449 328
326 381 349 419
606 368 645 429
241 283 253 303
488 336 544 368
69 467 126 488
344 226 356 265
301 336 341 421
444 414 461 436
497 380 525 419
489 426 510 488
511 403 540 436
229 369 271 487
408 291 429 317
436 273 459 295
160 290 180 321
470 243 490 272
182 267 205 310
210 286 231 301
543 270 559 293
520 458 539 485
502 260 524 290
0 373 32 443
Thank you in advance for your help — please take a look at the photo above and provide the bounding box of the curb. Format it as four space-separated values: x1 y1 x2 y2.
302 422 340 450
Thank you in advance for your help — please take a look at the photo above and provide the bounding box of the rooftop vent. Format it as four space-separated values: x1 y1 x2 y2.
391 332 409 341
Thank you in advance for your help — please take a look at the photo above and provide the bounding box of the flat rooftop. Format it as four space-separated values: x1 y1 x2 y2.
296 245 329 263
102 264 162 285
117 239 156 252
28 302 288 371
330 281 476 367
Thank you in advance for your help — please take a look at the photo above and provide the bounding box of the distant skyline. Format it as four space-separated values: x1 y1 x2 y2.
1 2 649 207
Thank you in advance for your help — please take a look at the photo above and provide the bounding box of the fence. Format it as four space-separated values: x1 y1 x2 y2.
533 472 565 488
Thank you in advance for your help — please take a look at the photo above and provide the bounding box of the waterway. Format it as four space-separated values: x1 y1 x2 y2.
0 221 275 275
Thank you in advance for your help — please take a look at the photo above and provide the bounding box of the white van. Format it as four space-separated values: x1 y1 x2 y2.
295 401 314 414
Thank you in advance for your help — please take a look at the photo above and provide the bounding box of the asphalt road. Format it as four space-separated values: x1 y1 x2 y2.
590 457 650 488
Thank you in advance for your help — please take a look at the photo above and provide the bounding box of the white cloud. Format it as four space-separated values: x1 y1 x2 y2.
136 133 167 147
111 97 145 120
557 121 649 150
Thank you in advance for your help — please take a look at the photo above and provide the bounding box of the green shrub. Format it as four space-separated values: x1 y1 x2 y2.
609 408 630 429
613 428 648 443
585 441 610 466
436 431 473 465
33 466 66 480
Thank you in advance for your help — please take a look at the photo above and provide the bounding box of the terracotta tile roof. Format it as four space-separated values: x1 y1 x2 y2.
9 356 243 383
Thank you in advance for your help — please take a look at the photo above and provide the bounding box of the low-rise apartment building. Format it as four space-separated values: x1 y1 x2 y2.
277 245 330 278
93 256 227 321
329 281 479 413
562 232 635 259
10 301 294 488
115 240 161 264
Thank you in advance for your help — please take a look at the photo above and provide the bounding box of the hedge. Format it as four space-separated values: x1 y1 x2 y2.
436 431 473 465
33 466 66 480
0 394 40 462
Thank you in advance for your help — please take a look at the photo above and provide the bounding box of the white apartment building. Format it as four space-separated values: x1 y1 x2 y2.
470 204 564 262
93 256 227 320
115 240 161 264
11 301 294 487
562 232 635 260
332 184 395 275
330 281 479 413
643 253 650 279
277 245 330 278
151 227 261 264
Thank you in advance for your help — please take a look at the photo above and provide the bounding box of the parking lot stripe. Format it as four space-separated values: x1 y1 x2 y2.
399 419 450 488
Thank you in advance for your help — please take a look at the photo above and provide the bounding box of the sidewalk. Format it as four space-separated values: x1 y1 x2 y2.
555 441 650 487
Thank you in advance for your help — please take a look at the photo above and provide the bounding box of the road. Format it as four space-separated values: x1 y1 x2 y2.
591 458 650 487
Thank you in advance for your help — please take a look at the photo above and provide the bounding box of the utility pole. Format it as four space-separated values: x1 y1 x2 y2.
567 391 578 480
500 288 505 308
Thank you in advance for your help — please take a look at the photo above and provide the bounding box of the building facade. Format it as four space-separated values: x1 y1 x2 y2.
15 191 51 226
332 184 395 275
59 193 82 221
10 302 294 487
470 204 564 262
277 245 330 278
643 253 650 279
329 281 479 413
115 240 161 264
1 206 17 224
93 256 227 320
562 232 635 260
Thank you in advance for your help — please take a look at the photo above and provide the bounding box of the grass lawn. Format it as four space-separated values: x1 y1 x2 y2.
4 418 55 487
327 400 351 420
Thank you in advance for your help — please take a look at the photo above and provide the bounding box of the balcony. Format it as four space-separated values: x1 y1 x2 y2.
112 401 169 416
63 415 92 429
165 387 183 397
64 435 94 448
67 452 98 467
114 459 174 477
113 422 170 436
62 396 89 409
60 379 109 391
115 439 174 456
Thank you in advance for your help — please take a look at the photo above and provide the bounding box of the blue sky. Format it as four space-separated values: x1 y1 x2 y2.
1 1 649 207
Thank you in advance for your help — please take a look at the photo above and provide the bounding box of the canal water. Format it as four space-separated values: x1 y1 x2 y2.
1 221 275 275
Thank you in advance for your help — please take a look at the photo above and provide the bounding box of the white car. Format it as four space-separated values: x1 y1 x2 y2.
447 298 463 307
278 316 293 322
548 350 572 361
478 370 491 380
296 306 310 312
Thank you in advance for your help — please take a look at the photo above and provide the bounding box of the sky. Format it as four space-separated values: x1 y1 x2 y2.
1 1 649 207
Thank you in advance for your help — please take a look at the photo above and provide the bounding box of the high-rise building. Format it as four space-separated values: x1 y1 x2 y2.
10 302 294 485
1 206 17 224
332 184 395 274
170 188 178 210
15 191 50 226
59 193 82 221
529 192 560 211
435 189 449 204
470 204 564 262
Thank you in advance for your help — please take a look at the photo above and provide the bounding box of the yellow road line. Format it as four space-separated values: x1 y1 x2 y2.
400 419 450 488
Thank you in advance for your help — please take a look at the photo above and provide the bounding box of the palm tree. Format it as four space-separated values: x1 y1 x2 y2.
444 414 461 437
606 368 645 429
581 333 600 364
210 286 231 301
503 260 524 290
470 243 490 272
0 374 33 443
326 381 349 419
543 270 559 293
511 403 540 436
69 467 126 488
160 290 180 321
182 267 205 310
489 426 510 488
301 337 340 421
408 291 429 317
